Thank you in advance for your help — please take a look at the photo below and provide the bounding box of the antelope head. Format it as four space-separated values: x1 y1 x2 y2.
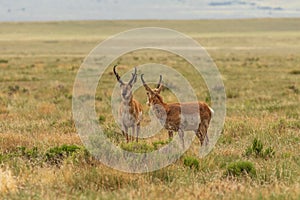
113 65 137 101
141 74 164 106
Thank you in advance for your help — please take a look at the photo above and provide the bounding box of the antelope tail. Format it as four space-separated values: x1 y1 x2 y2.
209 106 214 115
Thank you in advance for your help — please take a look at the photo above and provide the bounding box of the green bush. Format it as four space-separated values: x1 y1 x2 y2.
0 59 8 63
225 161 256 177
289 70 300 75
183 156 200 170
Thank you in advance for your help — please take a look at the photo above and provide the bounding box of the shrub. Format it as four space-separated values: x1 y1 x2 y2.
225 161 256 177
289 70 300 75
0 59 8 64
183 156 200 170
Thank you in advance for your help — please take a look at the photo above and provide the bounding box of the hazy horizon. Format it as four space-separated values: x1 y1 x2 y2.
0 0 300 22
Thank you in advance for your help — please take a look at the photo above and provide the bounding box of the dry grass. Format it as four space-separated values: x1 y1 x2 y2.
0 167 18 194
0 19 299 199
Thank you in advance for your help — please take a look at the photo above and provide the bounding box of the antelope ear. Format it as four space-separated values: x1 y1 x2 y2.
157 84 163 94
143 83 154 93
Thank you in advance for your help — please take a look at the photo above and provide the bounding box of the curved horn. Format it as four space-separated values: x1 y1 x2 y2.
141 74 153 92
156 75 162 89
113 65 124 85
128 67 137 85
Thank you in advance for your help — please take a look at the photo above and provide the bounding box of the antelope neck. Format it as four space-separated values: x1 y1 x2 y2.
122 95 133 105
152 98 169 112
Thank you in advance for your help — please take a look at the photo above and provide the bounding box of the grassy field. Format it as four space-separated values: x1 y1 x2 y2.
0 18 299 199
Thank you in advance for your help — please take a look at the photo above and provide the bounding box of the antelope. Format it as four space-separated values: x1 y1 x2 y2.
141 74 214 148
113 65 143 143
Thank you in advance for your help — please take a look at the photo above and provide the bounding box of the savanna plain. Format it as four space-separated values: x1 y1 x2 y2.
0 19 299 199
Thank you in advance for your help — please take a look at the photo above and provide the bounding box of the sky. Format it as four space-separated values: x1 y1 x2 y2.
0 0 299 21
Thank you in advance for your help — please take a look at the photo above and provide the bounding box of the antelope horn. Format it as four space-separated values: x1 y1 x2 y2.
113 65 124 85
141 74 153 92
128 67 137 85
156 75 162 89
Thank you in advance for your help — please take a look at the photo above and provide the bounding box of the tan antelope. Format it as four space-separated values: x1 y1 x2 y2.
141 74 213 148
113 65 143 142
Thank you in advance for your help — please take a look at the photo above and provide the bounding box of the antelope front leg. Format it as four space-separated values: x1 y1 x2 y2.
178 129 185 149
136 123 140 143
132 125 136 142
204 134 209 146
168 131 173 139
123 126 129 143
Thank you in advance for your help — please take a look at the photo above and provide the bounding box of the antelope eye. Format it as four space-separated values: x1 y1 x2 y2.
146 92 149 95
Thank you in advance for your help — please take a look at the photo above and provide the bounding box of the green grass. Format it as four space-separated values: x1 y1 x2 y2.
183 156 200 170
225 160 256 178
244 138 275 159
0 18 299 199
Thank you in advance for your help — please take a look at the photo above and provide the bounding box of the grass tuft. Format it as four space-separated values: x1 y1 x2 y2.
45 145 82 165
0 59 8 64
183 156 200 170
121 142 155 153
225 161 256 178
244 138 275 159
289 70 300 75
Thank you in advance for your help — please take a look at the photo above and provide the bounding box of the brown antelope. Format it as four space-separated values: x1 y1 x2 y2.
113 65 143 143
141 74 213 148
